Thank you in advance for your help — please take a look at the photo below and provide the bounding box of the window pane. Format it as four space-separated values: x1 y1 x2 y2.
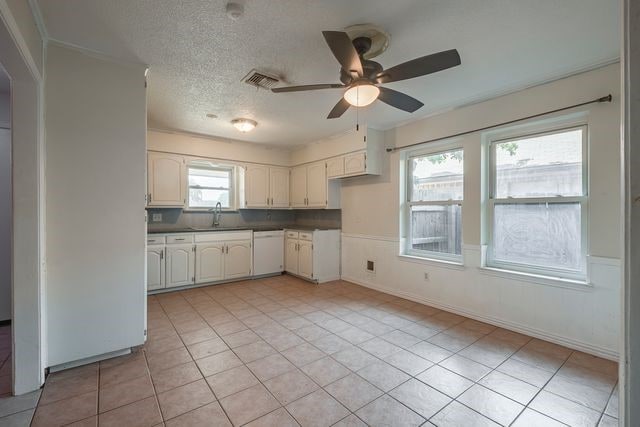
410 149 463 201
188 167 231 188
494 129 583 198
410 204 462 256
492 202 582 272
189 188 230 208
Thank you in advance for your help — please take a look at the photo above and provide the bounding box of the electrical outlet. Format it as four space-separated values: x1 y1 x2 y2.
152 213 162 222
424 272 430 281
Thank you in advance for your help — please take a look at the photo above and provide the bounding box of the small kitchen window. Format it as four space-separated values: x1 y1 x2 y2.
187 162 235 209
405 147 464 262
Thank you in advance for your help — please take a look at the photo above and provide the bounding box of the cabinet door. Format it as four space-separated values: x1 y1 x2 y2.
326 156 345 178
147 246 165 291
285 238 299 275
225 240 252 279
148 152 185 207
166 244 195 288
269 167 290 208
245 165 269 208
298 240 313 279
290 166 307 208
344 151 366 175
195 243 225 283
306 161 327 207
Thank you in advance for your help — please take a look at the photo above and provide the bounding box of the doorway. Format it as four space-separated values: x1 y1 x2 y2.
0 5 44 396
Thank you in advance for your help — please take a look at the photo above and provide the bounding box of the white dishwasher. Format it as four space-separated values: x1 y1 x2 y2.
253 230 284 276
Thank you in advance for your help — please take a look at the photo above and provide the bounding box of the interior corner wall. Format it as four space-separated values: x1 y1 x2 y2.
0 91 10 321
45 43 147 366
341 63 622 358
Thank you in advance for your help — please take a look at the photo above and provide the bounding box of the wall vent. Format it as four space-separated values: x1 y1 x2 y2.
366 260 375 273
242 69 280 89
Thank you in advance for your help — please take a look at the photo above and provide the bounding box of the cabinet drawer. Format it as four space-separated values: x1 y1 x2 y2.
167 234 194 244
299 232 313 241
147 236 165 245
286 231 299 239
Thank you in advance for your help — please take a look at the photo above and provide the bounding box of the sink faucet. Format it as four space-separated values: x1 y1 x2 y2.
211 202 222 227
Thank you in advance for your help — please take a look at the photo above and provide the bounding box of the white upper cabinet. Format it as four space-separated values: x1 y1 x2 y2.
244 164 270 208
269 167 290 208
243 165 290 209
148 152 186 207
344 151 367 175
290 166 307 208
306 162 327 208
326 156 345 178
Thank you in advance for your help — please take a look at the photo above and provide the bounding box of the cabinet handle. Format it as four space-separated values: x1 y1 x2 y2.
160 249 163 260
175 238 185 241
148 193 152 203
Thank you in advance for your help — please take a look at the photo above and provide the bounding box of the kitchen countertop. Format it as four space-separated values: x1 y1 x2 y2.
147 225 340 234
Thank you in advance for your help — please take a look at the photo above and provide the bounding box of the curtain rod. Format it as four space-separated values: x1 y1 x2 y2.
386 94 612 153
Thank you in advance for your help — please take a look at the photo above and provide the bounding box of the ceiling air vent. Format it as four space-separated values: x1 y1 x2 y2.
242 69 280 89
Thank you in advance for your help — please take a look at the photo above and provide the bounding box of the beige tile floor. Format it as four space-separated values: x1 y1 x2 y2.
1 275 620 426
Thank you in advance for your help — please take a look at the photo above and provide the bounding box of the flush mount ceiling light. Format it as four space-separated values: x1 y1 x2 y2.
231 118 257 132
343 80 380 107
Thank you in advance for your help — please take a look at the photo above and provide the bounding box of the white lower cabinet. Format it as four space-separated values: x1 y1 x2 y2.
224 240 252 279
195 243 225 283
166 244 195 288
285 236 300 275
284 229 340 283
298 240 313 279
147 245 165 291
148 231 254 292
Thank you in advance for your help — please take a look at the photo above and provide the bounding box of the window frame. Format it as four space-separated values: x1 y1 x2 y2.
186 161 236 210
486 124 589 280
405 145 464 263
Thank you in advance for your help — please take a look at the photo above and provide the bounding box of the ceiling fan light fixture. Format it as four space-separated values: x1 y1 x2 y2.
231 118 257 132
343 82 380 107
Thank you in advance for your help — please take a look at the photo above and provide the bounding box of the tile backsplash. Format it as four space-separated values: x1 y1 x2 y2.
146 208 341 232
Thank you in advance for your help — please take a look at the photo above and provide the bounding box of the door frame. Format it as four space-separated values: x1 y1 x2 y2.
0 2 45 394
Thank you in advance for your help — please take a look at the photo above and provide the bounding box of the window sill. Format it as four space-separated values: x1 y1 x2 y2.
398 253 465 271
477 266 591 291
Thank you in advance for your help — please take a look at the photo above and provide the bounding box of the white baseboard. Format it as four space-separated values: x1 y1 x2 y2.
49 348 132 373
342 274 619 361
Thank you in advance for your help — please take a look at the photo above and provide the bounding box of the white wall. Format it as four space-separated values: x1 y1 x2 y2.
148 129 291 167
0 91 10 321
45 43 147 366
338 64 622 359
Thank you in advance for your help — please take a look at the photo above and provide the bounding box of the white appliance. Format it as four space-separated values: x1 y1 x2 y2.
253 230 284 276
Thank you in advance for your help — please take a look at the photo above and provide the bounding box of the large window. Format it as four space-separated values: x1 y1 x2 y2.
487 126 587 279
187 163 234 209
406 148 464 261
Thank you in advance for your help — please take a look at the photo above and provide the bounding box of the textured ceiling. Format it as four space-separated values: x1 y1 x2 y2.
36 0 620 146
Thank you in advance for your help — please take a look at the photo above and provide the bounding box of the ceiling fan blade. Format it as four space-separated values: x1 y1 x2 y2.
322 31 363 76
272 84 344 93
376 49 461 84
327 97 350 119
378 87 424 113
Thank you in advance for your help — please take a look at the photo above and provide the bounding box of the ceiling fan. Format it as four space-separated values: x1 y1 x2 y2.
271 31 461 119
